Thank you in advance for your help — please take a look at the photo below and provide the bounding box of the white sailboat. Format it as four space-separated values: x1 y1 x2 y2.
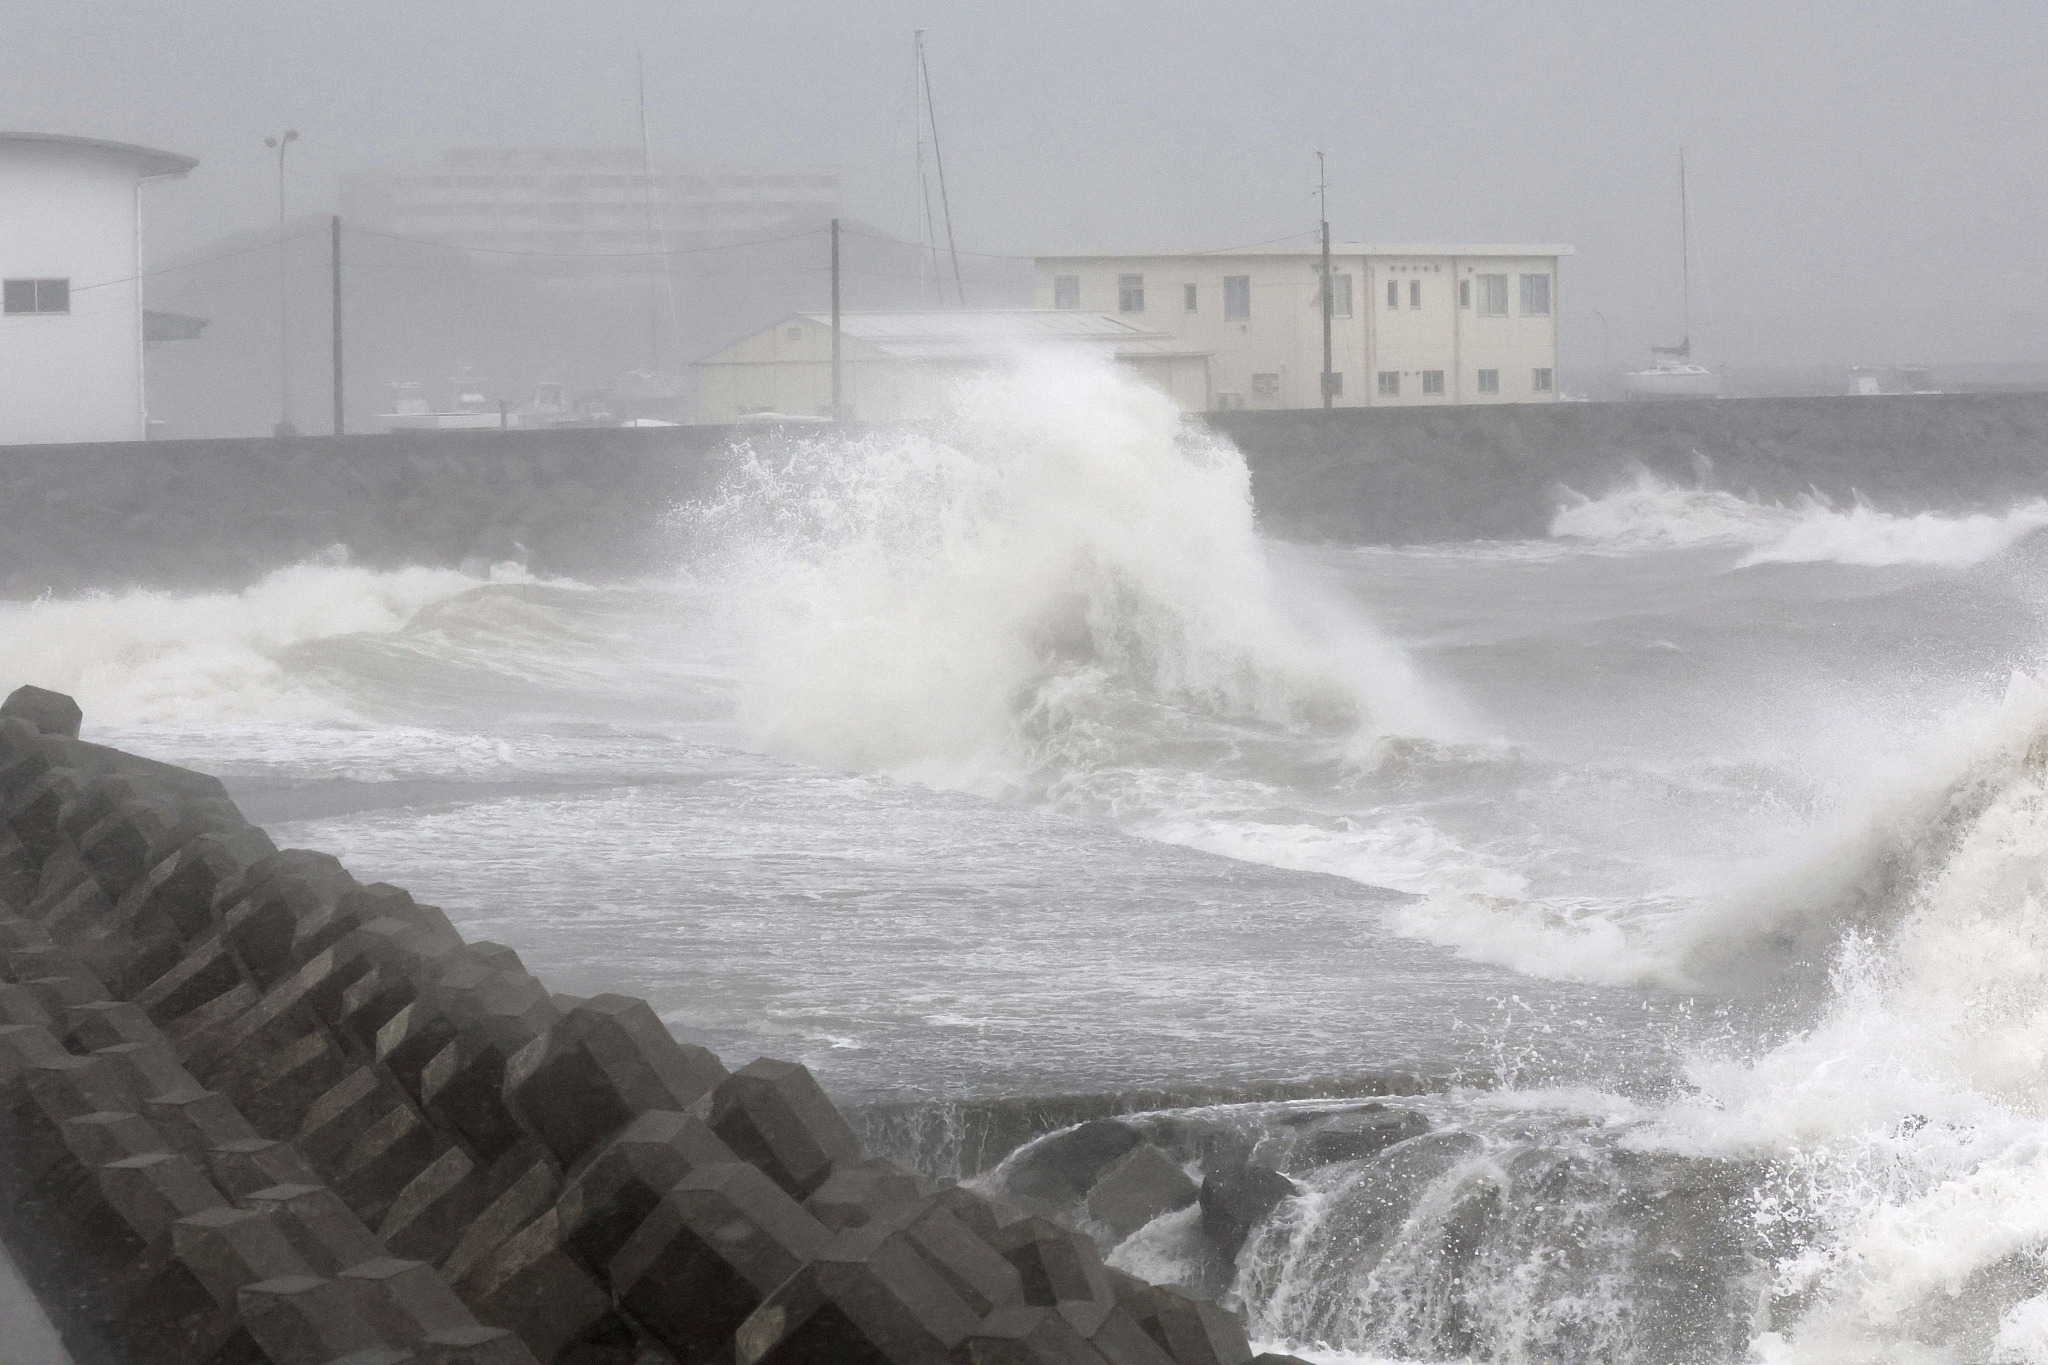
1626 151 1722 400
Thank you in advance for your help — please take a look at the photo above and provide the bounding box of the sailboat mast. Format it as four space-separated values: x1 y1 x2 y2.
1679 147 1691 347
637 51 663 374
916 30 966 308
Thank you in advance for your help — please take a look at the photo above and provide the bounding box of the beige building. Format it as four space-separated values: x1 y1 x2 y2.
695 310 1209 423
1034 244 1571 409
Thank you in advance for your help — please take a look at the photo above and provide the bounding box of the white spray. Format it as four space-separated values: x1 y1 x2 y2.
681 353 1451 797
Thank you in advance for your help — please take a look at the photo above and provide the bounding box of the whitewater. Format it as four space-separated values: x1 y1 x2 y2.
12 355 2048 1362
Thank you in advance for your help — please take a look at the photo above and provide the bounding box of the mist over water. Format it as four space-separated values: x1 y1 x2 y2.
15 359 2048 1361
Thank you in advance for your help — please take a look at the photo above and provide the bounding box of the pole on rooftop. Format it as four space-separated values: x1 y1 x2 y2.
831 217 843 422
1319 152 1334 410
331 215 344 435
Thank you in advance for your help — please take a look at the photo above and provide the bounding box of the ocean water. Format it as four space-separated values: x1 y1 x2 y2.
13 355 2048 1362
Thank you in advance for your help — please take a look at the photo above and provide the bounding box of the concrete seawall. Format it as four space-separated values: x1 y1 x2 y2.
0 683 1286 1365
7 393 2048 597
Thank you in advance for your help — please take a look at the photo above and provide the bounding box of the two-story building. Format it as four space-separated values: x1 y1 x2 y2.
1033 244 1571 409
0 132 196 444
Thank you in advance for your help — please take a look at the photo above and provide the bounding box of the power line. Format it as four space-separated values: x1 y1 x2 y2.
71 226 328 294
344 224 826 259
835 223 1322 262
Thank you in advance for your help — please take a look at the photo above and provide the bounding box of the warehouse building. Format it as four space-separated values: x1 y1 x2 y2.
695 309 1207 423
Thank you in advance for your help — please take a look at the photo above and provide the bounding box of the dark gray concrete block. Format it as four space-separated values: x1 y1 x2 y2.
706 1057 862 1201
419 1324 541 1364
806 1157 926 1231
1085 1147 1196 1241
961 1306 1113 1365
338 1256 476 1346
1197 1167 1299 1261
555 1109 739 1278
610 1159 832 1361
209 1136 324 1198
741 1231 986 1365
988 1217 1115 1336
97 1150 230 1240
1001 1122 1144 1209
173 1205 316 1304
2 686 82 740
452 1210 613 1365
1299 1106 1430 1165
61 1109 166 1167
243 1184 388 1276
239 1274 391 1365
503 992 727 1169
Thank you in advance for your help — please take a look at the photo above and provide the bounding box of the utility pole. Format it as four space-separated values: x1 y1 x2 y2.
830 217 843 421
264 129 299 436
1318 151 1334 409
330 215 344 435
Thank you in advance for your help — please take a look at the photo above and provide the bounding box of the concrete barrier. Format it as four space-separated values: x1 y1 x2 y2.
0 682 1258 1365
10 393 2048 597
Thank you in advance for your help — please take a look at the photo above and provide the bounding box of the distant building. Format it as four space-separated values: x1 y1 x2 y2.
1034 244 1572 409
340 149 837 266
0 132 196 444
694 310 1209 423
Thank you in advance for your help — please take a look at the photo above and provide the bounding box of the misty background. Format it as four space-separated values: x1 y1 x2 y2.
6 0 2046 434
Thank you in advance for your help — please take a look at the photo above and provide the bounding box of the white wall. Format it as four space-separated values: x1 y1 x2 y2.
0 142 148 444
1036 252 1562 409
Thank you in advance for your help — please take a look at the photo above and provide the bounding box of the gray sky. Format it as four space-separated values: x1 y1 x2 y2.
7 0 2046 370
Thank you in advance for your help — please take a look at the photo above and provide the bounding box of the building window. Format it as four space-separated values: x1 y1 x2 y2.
1053 274 1080 309
1184 283 1198 312
1532 367 1554 392
1422 370 1445 395
1478 275 1509 317
1118 274 1145 313
1224 275 1251 320
1520 273 1551 316
1386 280 1399 309
1322 272 1352 318
1322 371 1344 397
1252 373 1280 399
1409 279 1421 309
1377 371 1400 397
1459 279 1471 308
3 278 69 315
1477 369 1500 393
784 326 803 341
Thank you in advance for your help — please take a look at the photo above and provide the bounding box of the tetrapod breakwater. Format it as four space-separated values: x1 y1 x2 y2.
0 682 1297 1365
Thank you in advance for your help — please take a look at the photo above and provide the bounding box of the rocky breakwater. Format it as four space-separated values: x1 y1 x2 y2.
981 1101 1436 1304
0 683 1303 1365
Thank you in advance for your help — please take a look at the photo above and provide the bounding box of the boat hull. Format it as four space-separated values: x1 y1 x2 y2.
1624 367 1722 399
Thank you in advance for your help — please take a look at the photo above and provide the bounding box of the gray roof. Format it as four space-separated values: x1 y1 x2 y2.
789 309 1206 361
0 132 197 178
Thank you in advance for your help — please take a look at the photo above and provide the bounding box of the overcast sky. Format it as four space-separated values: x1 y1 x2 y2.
7 0 2045 370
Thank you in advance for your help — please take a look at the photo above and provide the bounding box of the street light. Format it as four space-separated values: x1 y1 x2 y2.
264 130 299 437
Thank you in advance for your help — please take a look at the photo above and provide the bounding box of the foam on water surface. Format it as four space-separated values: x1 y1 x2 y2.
11 357 2048 1361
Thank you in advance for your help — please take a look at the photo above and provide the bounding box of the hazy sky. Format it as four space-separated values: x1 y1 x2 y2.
7 1 2046 369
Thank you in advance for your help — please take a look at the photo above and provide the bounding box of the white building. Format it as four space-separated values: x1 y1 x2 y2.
695 310 1208 424
341 149 837 266
1034 244 1572 409
0 132 195 445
